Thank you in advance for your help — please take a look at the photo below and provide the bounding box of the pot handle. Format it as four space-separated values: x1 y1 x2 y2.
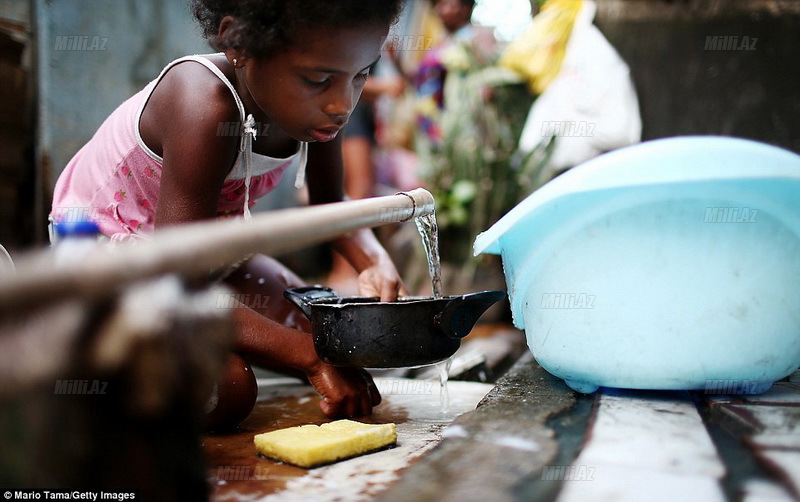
283 286 339 318
434 290 507 339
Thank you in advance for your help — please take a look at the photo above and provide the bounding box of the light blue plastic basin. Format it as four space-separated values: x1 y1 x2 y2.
475 136 800 393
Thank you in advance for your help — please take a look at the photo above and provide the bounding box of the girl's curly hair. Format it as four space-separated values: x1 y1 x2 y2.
191 0 405 58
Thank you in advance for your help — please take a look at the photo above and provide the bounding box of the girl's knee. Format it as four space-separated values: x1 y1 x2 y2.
205 353 257 431
223 254 311 328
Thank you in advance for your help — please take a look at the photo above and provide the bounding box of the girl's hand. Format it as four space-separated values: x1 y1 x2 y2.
304 138 409 302
229 257 384 420
306 362 381 418
356 258 409 302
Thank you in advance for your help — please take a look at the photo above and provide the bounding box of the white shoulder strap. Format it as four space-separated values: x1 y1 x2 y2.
135 54 249 156
294 142 309 189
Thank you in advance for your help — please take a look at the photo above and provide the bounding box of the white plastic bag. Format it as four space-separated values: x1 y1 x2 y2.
518 0 641 178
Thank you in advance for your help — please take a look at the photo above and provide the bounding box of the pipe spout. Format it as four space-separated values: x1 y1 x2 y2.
375 189 435 224
0 188 437 311
405 188 436 220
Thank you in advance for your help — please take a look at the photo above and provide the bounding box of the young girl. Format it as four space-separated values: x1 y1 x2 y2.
51 0 408 429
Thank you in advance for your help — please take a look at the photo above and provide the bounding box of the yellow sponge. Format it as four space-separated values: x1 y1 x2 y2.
253 419 397 468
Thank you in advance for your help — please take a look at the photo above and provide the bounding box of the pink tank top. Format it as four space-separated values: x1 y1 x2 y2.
50 54 308 242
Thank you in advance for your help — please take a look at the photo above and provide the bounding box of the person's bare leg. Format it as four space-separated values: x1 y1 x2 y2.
206 254 380 430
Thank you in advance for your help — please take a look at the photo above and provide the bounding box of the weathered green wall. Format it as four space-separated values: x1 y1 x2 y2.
37 0 209 189
595 0 800 153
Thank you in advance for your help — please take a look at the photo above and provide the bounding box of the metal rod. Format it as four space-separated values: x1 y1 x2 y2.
0 188 435 311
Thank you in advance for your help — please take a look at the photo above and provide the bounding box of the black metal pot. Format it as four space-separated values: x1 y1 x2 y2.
284 286 506 368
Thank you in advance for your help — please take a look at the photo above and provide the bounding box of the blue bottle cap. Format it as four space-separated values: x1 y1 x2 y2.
55 220 101 238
